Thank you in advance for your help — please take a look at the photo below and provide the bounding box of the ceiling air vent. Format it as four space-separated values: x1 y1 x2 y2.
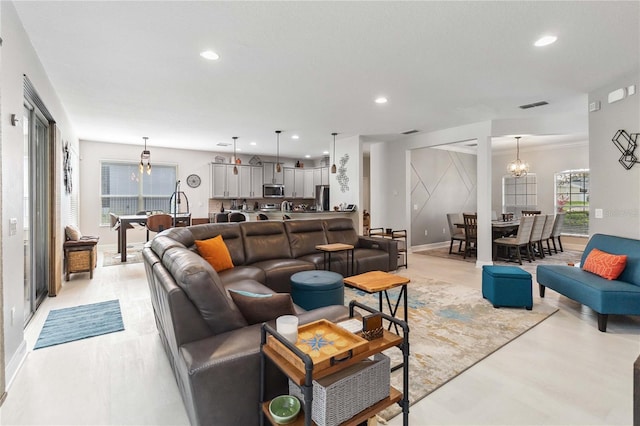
401 129 420 135
216 142 231 147
519 101 549 109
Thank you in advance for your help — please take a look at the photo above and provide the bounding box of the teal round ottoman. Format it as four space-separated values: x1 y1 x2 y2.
482 265 533 310
290 271 344 310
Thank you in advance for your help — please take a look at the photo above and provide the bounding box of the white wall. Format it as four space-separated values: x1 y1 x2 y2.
588 72 640 238
328 134 362 230
491 142 589 216
370 116 589 254
1 1 79 387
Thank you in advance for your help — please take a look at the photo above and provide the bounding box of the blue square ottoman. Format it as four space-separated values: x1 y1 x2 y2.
290 270 344 311
482 265 532 310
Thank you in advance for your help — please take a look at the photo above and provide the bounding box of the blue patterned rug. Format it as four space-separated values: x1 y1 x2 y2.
344 271 558 421
34 300 124 350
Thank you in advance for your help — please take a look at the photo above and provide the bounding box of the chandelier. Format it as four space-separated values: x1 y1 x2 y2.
507 136 529 178
139 136 151 175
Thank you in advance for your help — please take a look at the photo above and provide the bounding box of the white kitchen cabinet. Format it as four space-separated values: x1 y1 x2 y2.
294 168 305 198
313 168 322 188
304 169 315 198
238 166 252 198
225 165 239 198
210 163 239 198
250 166 263 198
283 168 295 197
263 162 283 185
321 167 329 185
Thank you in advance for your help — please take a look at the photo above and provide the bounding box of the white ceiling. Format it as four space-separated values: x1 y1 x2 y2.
13 1 639 159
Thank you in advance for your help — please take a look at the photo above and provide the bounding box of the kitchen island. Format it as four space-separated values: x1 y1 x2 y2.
252 209 357 221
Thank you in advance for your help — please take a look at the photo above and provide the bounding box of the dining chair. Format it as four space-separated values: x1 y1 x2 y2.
550 212 566 253
539 214 555 256
229 212 246 222
446 213 466 254
214 212 229 223
493 215 535 265
146 213 173 239
462 213 477 259
528 214 547 259
521 210 542 216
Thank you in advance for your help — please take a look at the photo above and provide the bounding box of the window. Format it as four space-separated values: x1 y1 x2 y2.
555 169 589 236
502 174 537 217
100 161 177 225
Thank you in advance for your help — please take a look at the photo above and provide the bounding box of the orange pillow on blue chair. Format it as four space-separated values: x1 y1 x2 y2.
195 235 234 272
582 248 627 280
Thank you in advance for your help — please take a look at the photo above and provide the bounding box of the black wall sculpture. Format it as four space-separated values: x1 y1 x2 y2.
612 129 639 170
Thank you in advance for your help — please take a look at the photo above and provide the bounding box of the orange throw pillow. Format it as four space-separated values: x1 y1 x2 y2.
195 235 234 272
582 248 627 280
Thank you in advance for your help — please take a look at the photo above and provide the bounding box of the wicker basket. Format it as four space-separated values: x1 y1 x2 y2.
67 246 97 272
288 353 390 426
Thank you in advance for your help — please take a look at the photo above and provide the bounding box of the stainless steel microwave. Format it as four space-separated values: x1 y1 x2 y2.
263 184 285 198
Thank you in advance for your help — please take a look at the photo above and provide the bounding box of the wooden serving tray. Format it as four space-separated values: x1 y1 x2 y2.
267 319 369 373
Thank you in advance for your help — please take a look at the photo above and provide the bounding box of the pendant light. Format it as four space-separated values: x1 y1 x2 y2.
139 136 151 175
275 130 282 173
331 132 337 174
507 136 529 178
232 136 238 175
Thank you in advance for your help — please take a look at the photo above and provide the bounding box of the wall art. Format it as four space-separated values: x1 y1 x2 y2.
337 153 350 192
612 129 639 170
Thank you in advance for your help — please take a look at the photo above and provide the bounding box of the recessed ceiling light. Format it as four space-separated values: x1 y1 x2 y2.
200 50 219 60
292 135 300 140
305 155 311 158
236 148 241 152
534 35 557 47
323 151 329 155
375 97 388 104
250 141 257 146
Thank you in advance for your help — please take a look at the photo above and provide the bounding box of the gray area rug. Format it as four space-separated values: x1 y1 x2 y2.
34 300 125 350
102 244 145 266
344 270 558 421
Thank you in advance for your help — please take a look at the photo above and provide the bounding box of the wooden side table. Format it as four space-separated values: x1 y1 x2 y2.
315 243 355 276
343 271 410 335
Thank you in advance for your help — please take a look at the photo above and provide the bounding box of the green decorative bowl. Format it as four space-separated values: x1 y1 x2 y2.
268 395 301 425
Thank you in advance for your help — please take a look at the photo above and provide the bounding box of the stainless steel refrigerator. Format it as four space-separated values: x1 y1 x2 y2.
315 185 330 211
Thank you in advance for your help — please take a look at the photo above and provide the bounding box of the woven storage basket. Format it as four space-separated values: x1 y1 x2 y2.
67 246 97 272
288 353 390 426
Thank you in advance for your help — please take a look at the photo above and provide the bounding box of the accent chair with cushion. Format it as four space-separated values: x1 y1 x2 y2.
528 214 546 259
550 212 566 253
493 215 535 265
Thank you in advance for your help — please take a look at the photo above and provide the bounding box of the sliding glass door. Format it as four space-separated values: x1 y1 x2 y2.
23 101 51 324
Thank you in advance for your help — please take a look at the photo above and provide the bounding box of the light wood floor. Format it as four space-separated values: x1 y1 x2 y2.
1 247 638 425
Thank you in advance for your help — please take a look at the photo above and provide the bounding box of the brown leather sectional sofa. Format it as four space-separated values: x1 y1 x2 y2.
142 217 398 425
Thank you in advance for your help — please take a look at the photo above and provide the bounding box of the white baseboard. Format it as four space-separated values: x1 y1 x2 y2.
410 241 449 252
5 339 27 390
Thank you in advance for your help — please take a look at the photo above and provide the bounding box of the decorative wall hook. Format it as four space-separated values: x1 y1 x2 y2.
612 129 639 170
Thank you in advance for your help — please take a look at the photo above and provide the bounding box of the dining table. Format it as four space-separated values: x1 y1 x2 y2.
454 220 520 257
113 213 191 262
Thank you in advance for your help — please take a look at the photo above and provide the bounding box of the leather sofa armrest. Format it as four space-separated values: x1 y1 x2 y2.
358 236 399 270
